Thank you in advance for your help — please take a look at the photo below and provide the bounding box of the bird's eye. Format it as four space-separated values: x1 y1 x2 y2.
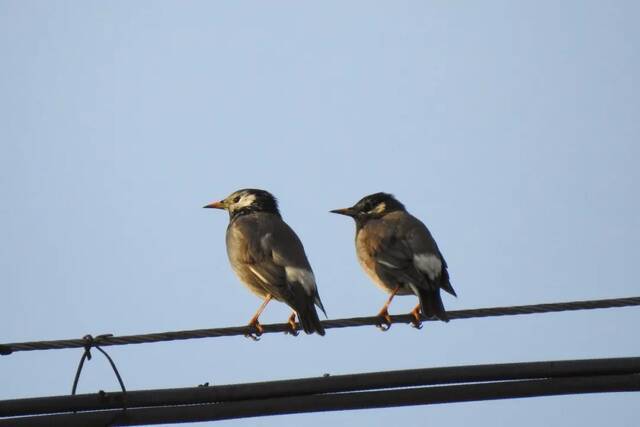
233 196 241 203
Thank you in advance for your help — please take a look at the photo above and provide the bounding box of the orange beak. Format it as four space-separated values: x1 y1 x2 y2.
203 200 225 209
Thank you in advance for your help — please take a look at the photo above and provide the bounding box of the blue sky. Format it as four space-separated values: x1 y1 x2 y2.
1 1 639 425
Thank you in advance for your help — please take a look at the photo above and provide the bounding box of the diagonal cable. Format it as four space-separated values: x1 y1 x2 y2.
1 296 639 354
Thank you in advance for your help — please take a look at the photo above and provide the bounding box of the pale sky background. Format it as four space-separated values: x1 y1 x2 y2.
1 1 639 426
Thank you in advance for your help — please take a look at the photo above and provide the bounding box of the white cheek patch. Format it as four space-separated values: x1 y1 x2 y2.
249 266 270 285
368 202 386 215
231 194 256 211
413 253 442 280
285 267 317 296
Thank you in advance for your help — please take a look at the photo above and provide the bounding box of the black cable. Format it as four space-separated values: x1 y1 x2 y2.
2 356 639 418
2 296 639 354
2 373 638 426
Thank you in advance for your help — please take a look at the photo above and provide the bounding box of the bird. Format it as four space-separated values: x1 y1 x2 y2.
331 192 456 330
204 188 326 338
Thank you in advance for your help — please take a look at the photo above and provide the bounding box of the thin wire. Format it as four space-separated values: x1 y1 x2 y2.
1 296 639 354
71 335 127 406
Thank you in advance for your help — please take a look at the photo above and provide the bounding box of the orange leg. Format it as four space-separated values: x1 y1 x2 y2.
285 311 300 336
246 295 272 340
410 304 423 329
376 285 400 331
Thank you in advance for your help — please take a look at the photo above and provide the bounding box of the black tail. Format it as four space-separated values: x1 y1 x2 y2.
439 269 457 297
289 287 325 335
415 287 449 322
297 299 326 335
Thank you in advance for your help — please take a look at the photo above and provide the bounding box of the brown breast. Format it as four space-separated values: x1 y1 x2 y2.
355 223 397 294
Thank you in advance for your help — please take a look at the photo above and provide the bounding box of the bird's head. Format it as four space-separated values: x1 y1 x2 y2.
204 188 280 220
330 192 405 223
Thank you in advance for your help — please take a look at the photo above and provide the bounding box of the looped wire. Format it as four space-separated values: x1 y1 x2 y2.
71 334 128 413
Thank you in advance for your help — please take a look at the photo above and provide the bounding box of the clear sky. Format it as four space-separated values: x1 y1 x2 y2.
1 1 639 426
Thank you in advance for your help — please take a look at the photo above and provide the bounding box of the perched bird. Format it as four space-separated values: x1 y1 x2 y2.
331 193 456 329
204 189 326 337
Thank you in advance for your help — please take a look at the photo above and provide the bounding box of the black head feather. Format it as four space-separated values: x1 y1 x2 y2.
353 192 405 215
227 188 280 220
329 192 406 226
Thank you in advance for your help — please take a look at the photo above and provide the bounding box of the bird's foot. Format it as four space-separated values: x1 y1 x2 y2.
245 319 264 341
285 313 300 337
375 308 393 331
409 306 423 329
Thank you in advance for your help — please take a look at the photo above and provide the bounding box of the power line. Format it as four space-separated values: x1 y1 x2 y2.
2 356 639 417
1 296 639 355
1 357 639 426
4 376 638 426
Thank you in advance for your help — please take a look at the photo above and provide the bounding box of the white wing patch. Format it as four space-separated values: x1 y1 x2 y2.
285 267 317 296
248 266 270 285
413 253 442 280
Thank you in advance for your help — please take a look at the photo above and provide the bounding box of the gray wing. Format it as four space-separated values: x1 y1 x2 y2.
404 215 455 296
372 214 447 292
260 220 320 299
230 214 324 312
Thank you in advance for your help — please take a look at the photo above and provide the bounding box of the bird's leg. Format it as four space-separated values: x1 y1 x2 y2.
285 311 300 336
409 304 423 329
245 295 272 340
376 286 400 331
